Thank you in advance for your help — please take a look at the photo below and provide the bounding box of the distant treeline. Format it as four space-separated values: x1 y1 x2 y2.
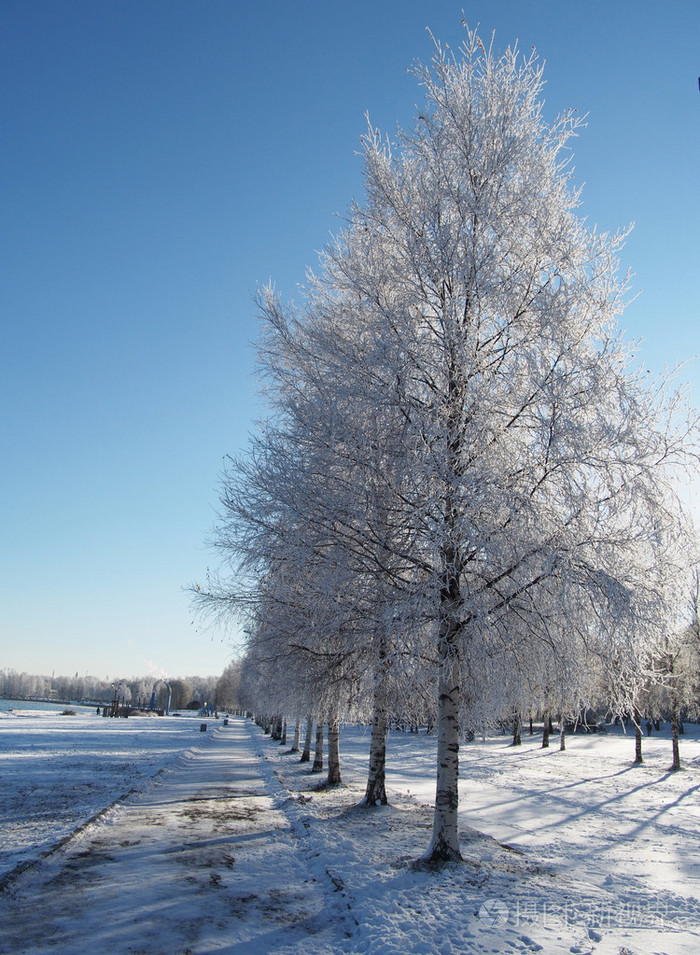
0 668 227 711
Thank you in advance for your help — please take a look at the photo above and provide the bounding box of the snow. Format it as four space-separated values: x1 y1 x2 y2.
0 711 698 954
0 708 214 885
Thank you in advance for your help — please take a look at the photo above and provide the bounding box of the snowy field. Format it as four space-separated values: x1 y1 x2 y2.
0 708 698 953
333 721 700 952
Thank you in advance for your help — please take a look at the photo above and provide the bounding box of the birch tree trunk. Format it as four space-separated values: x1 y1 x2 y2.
363 630 389 806
425 542 462 863
312 720 324 773
512 713 522 746
426 644 461 862
542 712 550 749
291 717 301 753
363 697 388 806
327 715 342 786
633 708 643 764
559 715 566 752
670 698 681 771
300 714 313 762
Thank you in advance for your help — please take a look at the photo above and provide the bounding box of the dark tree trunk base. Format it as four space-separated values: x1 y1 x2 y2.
300 715 313 763
360 784 388 807
634 734 643 764
417 843 464 867
670 707 681 771
362 792 388 807
312 778 344 791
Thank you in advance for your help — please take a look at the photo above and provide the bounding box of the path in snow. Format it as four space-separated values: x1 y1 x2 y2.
2 717 699 955
0 718 345 954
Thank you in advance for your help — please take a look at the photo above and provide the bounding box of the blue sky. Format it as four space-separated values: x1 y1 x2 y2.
2 1 699 681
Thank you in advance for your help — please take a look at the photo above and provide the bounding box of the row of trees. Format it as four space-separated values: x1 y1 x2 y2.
0 669 220 712
237 603 700 770
196 28 699 862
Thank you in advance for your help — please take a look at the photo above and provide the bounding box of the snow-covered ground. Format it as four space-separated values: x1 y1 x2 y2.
0 709 698 954
0 705 217 885
333 721 700 953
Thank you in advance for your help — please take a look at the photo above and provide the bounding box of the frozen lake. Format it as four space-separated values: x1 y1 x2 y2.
0 698 98 714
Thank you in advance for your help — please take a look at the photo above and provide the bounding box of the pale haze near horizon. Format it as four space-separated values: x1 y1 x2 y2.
1 1 698 681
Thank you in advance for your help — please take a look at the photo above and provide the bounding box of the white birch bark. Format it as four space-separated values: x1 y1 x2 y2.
327 716 342 786
363 695 388 806
312 720 324 773
427 641 461 862
300 714 313 763
291 717 301 753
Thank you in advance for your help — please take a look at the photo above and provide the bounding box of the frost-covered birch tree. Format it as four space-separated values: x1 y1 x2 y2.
196 25 697 865
303 29 697 861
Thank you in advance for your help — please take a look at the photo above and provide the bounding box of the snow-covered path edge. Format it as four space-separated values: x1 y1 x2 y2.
0 721 225 894
245 719 362 940
0 782 138 894
0 711 235 888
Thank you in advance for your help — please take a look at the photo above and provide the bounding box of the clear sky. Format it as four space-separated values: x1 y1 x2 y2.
2 1 699 681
